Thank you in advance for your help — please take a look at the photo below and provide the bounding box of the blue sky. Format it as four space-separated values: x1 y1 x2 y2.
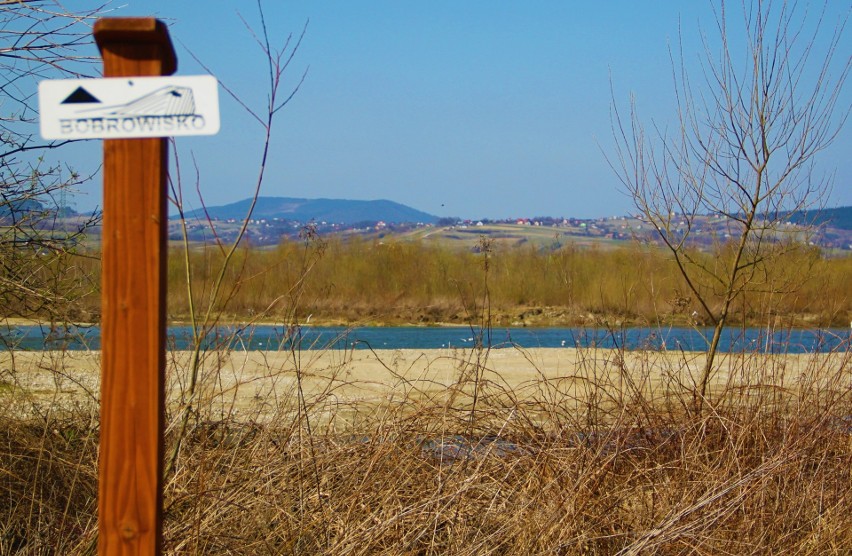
61 1 851 220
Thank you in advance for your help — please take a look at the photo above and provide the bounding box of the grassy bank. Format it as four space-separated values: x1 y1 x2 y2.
41 237 852 327
2 344 850 554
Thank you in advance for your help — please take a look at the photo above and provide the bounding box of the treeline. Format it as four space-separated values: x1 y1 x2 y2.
14 237 852 327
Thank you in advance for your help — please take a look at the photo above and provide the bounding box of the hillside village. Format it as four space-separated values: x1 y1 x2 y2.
165 207 852 252
16 196 851 252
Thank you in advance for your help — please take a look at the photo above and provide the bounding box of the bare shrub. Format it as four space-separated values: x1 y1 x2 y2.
609 0 850 406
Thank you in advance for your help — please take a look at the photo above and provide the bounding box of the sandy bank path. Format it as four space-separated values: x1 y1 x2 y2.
2 348 847 418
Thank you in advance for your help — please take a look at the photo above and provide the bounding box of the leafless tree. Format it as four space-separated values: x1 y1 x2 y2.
610 0 850 409
1 1 104 322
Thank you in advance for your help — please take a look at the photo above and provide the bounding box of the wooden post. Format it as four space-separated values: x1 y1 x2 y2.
93 18 176 555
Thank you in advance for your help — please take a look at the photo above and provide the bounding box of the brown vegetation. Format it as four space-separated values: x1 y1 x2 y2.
2 343 850 554
48 237 850 328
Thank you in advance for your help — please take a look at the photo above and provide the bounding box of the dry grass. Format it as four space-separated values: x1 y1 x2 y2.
58 239 852 327
1 339 851 554
165 240 851 327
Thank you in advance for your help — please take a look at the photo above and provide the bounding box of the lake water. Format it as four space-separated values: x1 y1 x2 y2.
2 324 849 353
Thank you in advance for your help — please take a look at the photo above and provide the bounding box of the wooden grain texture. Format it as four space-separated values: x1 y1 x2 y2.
95 19 175 556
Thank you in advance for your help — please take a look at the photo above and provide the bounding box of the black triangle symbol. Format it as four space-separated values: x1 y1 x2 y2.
61 87 101 104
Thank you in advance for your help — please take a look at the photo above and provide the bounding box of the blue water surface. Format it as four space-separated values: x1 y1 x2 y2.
1 324 849 353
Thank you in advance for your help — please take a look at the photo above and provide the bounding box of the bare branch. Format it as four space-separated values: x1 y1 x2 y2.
609 0 849 410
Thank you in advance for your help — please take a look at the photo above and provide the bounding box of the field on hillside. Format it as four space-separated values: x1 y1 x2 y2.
394 222 633 250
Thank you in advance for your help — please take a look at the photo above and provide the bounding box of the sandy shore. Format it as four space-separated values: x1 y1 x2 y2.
2 347 847 420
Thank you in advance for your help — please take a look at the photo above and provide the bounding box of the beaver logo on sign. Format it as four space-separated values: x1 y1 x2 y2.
38 75 219 139
60 86 205 136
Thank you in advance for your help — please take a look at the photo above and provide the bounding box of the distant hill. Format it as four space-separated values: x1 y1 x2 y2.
178 196 439 225
787 205 852 230
0 198 43 219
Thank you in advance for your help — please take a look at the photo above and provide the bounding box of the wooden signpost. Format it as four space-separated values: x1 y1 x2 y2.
94 19 175 555
37 16 219 554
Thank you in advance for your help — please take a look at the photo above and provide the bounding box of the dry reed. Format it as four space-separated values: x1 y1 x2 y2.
2 335 850 554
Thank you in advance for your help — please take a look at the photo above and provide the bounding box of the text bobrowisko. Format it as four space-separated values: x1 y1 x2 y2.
59 113 206 136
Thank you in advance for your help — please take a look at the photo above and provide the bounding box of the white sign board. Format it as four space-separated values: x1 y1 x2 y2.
38 75 219 139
